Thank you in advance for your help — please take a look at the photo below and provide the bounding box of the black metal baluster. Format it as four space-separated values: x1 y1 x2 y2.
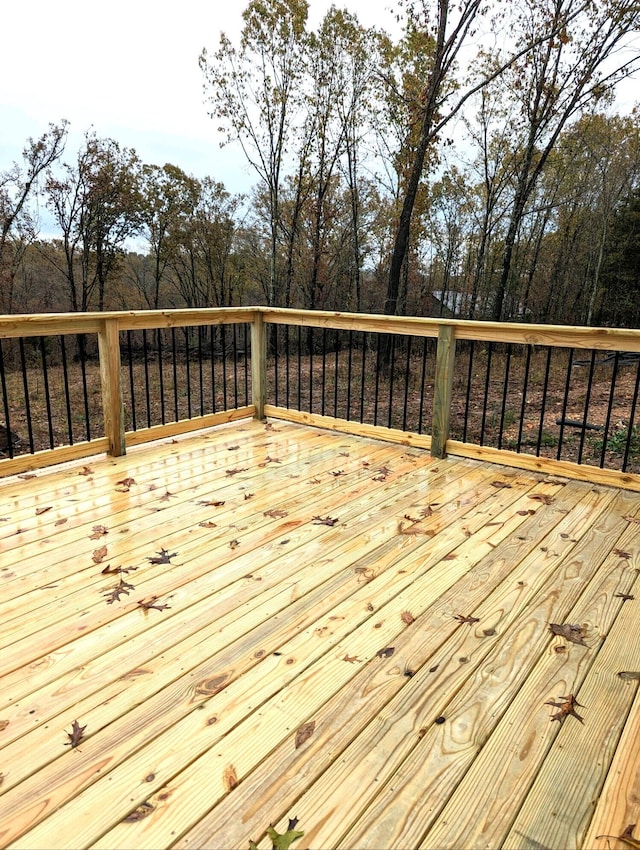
309 327 314 413
333 331 339 417
198 326 204 415
142 330 151 428
556 348 575 461
600 351 620 469
360 333 367 424
19 339 35 452
157 329 166 425
346 330 354 421
232 324 239 409
39 337 54 448
498 344 512 450
210 325 217 414
622 357 640 472
297 325 302 410
60 336 74 445
517 345 532 453
402 336 412 432
186 328 193 418
221 324 228 410
171 328 179 421
285 325 290 408
577 350 597 464
387 335 396 429
462 341 475 444
127 331 137 431
321 328 327 416
374 334 382 426
418 336 428 435
479 343 493 446
535 347 553 456
0 340 15 458
244 324 249 407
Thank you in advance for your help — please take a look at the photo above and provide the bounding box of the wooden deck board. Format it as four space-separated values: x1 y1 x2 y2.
1 420 639 850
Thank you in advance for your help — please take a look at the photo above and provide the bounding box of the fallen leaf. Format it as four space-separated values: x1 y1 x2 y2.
312 515 338 526
401 610 415 625
147 547 177 565
137 596 171 612
244 493 254 500
223 764 238 792
250 822 305 850
548 622 588 646
64 719 86 748
618 671 640 681
78 466 93 476
613 549 633 559
343 654 361 663
528 493 555 504
595 823 640 849
226 468 248 476
116 477 136 491
376 646 395 658
92 545 108 564
491 481 512 489
199 521 218 529
295 720 316 748
55 518 68 526
615 592 635 601
454 614 480 625
18 473 37 480
517 509 536 516
123 802 154 822
624 515 640 524
227 445 240 451
546 693 584 723
159 490 175 501
101 564 137 575
397 518 435 536
330 470 345 477
104 579 135 604
229 539 240 549
197 499 225 507
35 506 52 516
373 466 391 481
89 525 109 540
264 509 289 519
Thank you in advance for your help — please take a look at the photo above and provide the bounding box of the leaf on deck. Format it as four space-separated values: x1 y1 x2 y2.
454 614 480 625
250 820 305 850
226 468 248 476
104 579 136 604
89 525 109 539
613 549 633 559
244 493 254 500
615 593 635 601
137 596 171 612
55 518 68 526
595 824 640 849
401 610 416 625
295 721 316 749
35 506 52 516
147 547 178 565
376 646 395 658
264 509 289 519
618 671 640 681
491 481 512 489
528 493 555 504
623 515 640 524
312 515 338 526
546 693 584 723
115 477 136 491
92 545 108 564
78 466 93 476
548 622 588 646
64 719 86 748
159 490 175 501
229 539 241 549
197 499 226 507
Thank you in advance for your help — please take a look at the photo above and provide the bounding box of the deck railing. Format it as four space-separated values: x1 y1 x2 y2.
1 308 639 490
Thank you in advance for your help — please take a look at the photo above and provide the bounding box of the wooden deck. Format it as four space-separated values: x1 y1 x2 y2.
1 419 639 850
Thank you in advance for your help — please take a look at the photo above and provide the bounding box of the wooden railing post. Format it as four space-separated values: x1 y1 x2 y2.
431 324 456 459
98 317 126 457
251 311 267 420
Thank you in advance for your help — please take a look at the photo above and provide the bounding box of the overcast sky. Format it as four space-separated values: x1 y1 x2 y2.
0 0 397 195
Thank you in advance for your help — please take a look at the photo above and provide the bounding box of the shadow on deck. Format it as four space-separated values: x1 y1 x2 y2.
1 419 639 850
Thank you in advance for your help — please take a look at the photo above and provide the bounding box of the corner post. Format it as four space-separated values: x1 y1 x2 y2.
251 311 267 420
431 324 456 459
98 317 126 456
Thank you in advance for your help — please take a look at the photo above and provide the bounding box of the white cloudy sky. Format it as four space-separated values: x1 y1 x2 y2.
0 0 398 195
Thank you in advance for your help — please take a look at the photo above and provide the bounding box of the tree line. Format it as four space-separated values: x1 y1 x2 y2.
1 0 639 326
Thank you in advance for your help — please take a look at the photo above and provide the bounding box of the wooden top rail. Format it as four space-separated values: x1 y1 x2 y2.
1 306 640 352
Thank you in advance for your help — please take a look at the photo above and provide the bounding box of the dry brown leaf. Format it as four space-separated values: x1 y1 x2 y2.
89 525 109 540
197 499 225 507
546 693 583 723
313 515 338 526
528 493 555 505
454 614 480 625
92 545 108 564
147 547 177 565
35 506 52 516
596 824 640 849
401 610 416 625
615 592 635 601
116 477 136 491
223 764 238 792
624 515 640 524
229 539 240 549
491 481 512 489
264 509 289 519
137 596 171 612
548 622 588 646
295 720 316 749
159 490 175 501
618 671 640 681
55 518 68 526
244 493 254 500
78 466 93 476
199 521 218 529
343 654 361 663
64 719 86 748
613 548 633 559
226 468 248 476
517 509 536 516
18 473 37 480
376 646 395 658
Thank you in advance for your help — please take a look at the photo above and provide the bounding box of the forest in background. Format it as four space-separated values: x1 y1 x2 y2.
1 0 640 328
